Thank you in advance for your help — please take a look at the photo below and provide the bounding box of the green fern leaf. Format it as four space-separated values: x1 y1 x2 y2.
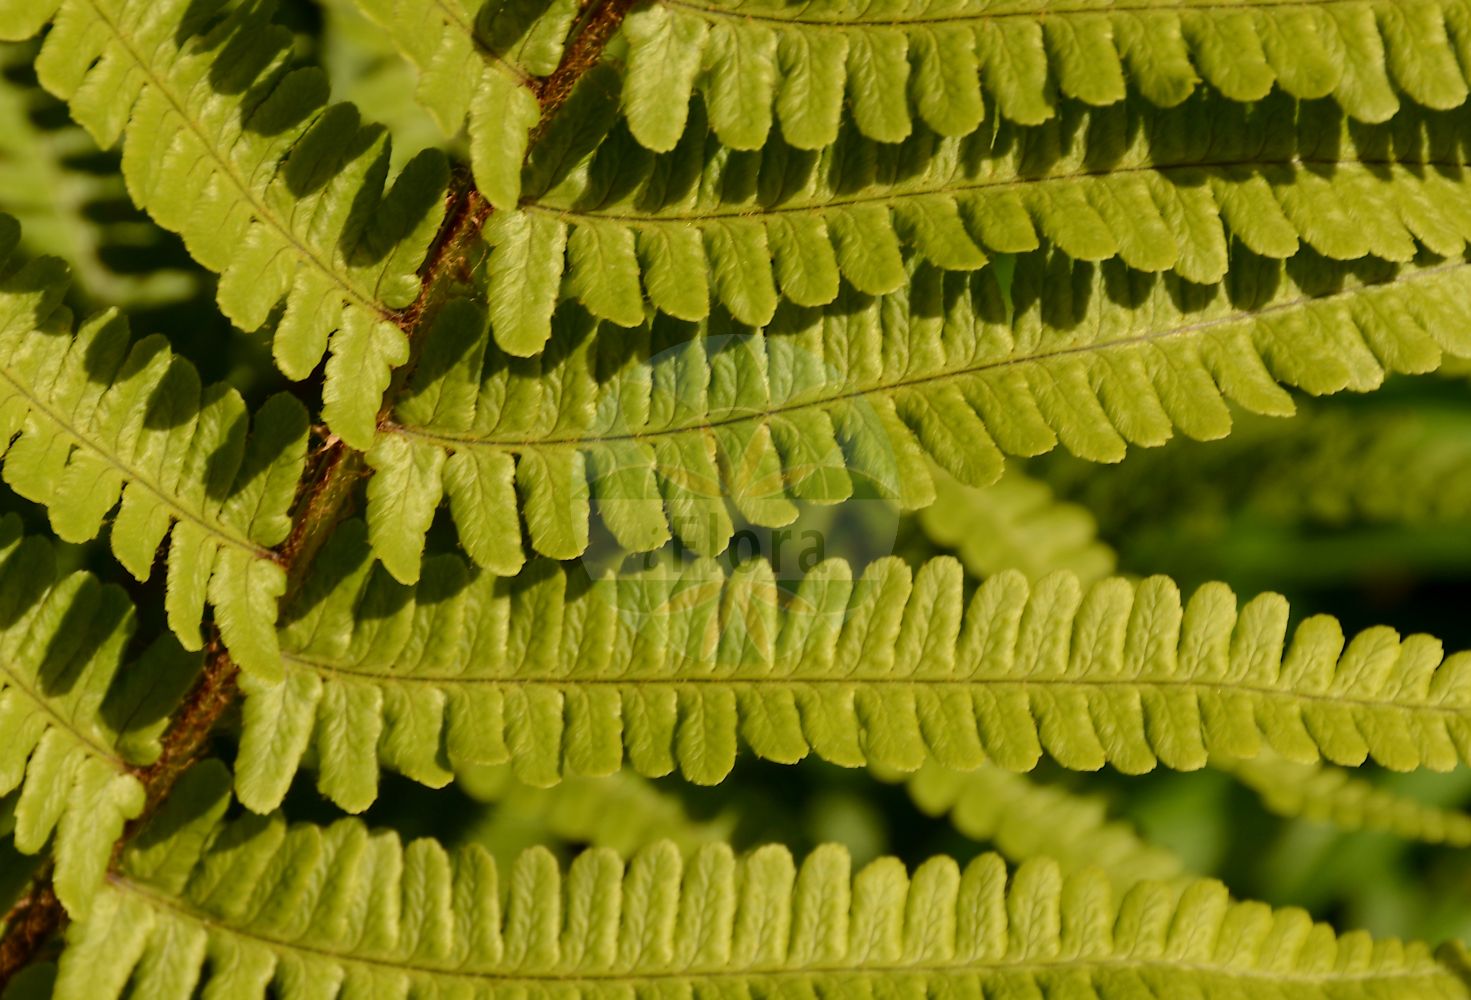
1040 397 1471 589
1220 754 1471 847
351 0 577 209
314 0 447 166
0 42 201 313
62 764 1471 999
1 0 449 447
237 520 1471 810
493 88 1471 348
1051 400 1471 535
617 0 1471 148
457 763 735 866
917 467 1115 585
373 242 1471 577
0 220 308 678
902 762 1183 890
0 514 199 917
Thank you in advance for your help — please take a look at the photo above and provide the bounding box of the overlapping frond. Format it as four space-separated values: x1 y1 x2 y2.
457 763 734 865
1215 402 1471 528
495 89 1471 350
373 244 1471 581
903 762 1183 891
0 514 199 917
316 0 448 164
1221 755 1471 846
240 521 1471 810
62 765 1471 1000
1052 400 1471 533
0 0 449 446
618 0 1471 152
917 468 1115 585
1040 397 1471 587
0 219 308 678
351 0 575 209
0 43 200 314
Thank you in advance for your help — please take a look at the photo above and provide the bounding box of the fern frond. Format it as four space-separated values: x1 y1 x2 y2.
242 520 1471 810
497 89 1471 349
903 762 1183 890
1 0 449 447
618 0 1471 152
1054 400 1471 534
64 763 1471 1000
1220 755 1471 847
457 763 735 865
351 0 576 209
0 220 308 678
1225 404 1471 527
0 513 199 916
917 467 1115 585
316 0 448 166
0 43 200 314
1042 397 1471 588
374 242 1471 580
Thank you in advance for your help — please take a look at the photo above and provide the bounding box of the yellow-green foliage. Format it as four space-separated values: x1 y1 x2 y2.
0 1 1470 996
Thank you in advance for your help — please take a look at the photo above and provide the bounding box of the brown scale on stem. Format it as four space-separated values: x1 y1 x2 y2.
0 875 59 983
532 0 639 140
